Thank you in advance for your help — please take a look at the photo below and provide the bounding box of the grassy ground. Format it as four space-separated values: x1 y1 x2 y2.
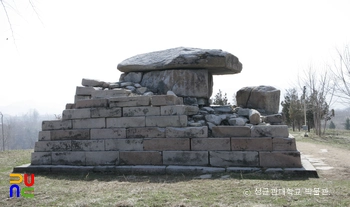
290 128 350 151
1 136 350 206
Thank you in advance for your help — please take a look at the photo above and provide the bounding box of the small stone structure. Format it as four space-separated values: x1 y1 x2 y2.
27 47 302 173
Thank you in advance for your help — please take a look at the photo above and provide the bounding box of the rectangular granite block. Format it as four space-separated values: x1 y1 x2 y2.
85 151 119 165
191 138 230 151
105 139 143 151
51 151 85 165
163 151 208 166
51 129 90 140
126 127 166 138
231 138 272 151
119 151 162 165
90 128 126 139
146 115 187 127
209 151 259 167
143 138 190 151
123 106 160 117
106 117 145 128
212 126 251 137
166 126 208 138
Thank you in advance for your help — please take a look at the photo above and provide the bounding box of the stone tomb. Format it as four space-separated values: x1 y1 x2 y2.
16 47 306 174
30 90 301 169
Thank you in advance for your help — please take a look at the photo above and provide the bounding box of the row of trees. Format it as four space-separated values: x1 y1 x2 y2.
329 118 350 130
0 110 54 151
281 44 350 136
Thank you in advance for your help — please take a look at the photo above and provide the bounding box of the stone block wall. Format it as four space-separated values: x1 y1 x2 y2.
31 84 302 169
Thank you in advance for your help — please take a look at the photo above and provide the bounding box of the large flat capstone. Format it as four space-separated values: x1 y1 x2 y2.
117 47 242 75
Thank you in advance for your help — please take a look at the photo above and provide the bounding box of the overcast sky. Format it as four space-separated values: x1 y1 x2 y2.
1 0 350 115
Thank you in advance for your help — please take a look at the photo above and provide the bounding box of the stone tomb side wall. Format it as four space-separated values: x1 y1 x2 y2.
31 95 301 168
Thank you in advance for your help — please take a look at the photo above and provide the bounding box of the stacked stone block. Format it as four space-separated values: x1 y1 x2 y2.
31 86 302 169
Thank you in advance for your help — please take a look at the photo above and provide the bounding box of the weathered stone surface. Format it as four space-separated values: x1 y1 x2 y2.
114 165 166 174
228 117 248 126
105 139 143 151
119 151 162 165
91 107 122 118
151 95 183 106
62 109 91 120
91 89 130 99
65 103 75 109
75 95 91 103
75 99 108 108
143 138 190 150
109 96 150 107
123 106 160 117
86 151 119 165
146 115 187 127
125 86 136 91
51 129 90 140
166 166 225 174
34 141 71 152
90 128 126 139
236 85 280 115
166 126 208 138
211 106 233 113
106 117 145 128
191 138 230 151
52 151 85 165
72 118 105 129
272 138 297 151
202 107 215 113
161 105 199 116
121 72 143 83
38 131 51 141
82 78 105 87
120 82 133 87
249 109 261 125
263 114 283 124
31 152 51 165
42 120 72 131
231 138 272 151
259 151 302 168
251 125 289 138
207 122 216 130
205 114 225 125
76 86 95 96
126 127 165 138
136 87 147 94
134 83 142 88
212 126 251 137
209 151 259 167
198 98 209 106
184 97 198 106
236 108 250 117
109 83 120 89
117 47 242 75
141 70 211 98
71 140 104 151
163 151 208 166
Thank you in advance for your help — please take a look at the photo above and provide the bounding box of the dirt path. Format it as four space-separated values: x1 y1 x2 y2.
296 141 350 180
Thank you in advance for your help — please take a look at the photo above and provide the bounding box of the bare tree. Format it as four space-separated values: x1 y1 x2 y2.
331 44 350 105
299 66 335 136
1 0 42 44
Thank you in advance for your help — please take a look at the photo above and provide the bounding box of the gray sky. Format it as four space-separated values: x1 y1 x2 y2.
1 0 350 115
